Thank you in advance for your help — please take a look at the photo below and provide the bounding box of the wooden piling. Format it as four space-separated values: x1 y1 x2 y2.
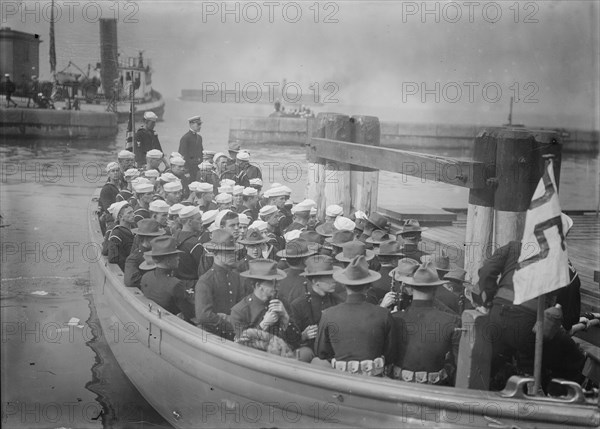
455 310 492 390
349 116 380 216
306 113 351 219
464 129 497 285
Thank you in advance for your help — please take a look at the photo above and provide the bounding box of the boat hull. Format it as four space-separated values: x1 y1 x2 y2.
87 190 599 428
68 90 166 123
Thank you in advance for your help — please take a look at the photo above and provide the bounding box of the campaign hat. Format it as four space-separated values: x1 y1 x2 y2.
131 219 165 237
147 236 183 256
276 239 318 259
398 219 428 235
421 254 451 276
139 252 157 271
444 268 467 283
325 230 354 247
374 240 405 256
315 222 336 237
300 255 341 277
398 262 446 287
238 229 269 245
335 240 375 262
299 230 324 245
389 257 420 280
366 229 391 244
366 212 388 230
333 255 381 286
240 259 286 281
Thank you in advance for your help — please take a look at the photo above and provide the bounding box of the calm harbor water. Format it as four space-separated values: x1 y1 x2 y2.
1 98 598 428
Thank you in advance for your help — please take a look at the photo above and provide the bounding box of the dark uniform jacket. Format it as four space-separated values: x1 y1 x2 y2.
277 266 307 305
315 294 398 363
393 300 460 373
172 230 203 280
123 243 150 288
194 264 251 338
278 207 293 232
208 169 236 195
234 163 262 188
99 182 120 213
134 127 163 167
241 206 259 223
366 264 395 305
283 221 307 235
141 268 194 320
132 204 151 225
107 225 134 271
290 289 345 349
230 293 301 348
178 130 203 179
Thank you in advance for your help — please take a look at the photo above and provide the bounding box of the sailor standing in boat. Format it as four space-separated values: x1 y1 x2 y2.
178 115 203 180
234 151 262 188
135 111 163 167
314 255 398 376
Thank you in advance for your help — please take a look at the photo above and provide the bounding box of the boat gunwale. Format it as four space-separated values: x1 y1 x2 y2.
87 190 600 428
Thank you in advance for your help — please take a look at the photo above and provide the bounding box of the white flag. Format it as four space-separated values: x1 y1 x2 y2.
513 159 570 305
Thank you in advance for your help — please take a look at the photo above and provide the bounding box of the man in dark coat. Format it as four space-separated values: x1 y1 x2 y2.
172 206 204 281
107 202 135 271
134 111 162 167
4 74 18 107
392 262 460 385
124 219 165 288
290 255 344 362
315 255 398 376
276 239 318 304
234 151 262 188
178 116 203 180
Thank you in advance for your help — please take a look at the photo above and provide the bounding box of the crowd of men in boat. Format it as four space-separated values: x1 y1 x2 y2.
96 112 591 392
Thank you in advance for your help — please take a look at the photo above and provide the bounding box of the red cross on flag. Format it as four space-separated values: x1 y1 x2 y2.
513 159 570 305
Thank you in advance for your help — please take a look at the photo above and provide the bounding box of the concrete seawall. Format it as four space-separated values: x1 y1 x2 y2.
0 108 118 139
229 117 599 154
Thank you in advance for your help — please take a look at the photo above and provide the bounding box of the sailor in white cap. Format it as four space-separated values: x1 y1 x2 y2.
265 186 293 231
234 150 262 188
169 156 191 199
325 204 344 222
240 187 260 222
3 73 17 108
210 152 236 194
215 192 233 211
156 172 179 200
117 149 136 174
145 148 170 174
144 169 160 186
131 182 155 224
191 182 217 212
149 199 170 229
106 201 135 270
99 161 122 215
237 213 251 239
284 199 316 234
135 111 163 167
249 177 263 192
167 203 185 235
172 205 206 282
231 185 245 212
163 181 183 206
179 115 203 180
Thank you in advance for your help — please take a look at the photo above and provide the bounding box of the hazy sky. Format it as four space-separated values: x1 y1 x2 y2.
3 0 598 128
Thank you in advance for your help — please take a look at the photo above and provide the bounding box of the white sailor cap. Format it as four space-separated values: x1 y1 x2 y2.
131 177 151 187
249 178 263 187
259 205 277 217
170 152 183 159
218 185 233 195
106 161 120 172
266 186 288 198
292 199 315 214
353 210 368 220
238 213 250 225
188 181 201 192
236 151 250 161
326 204 343 217
170 156 185 166
159 172 178 183
188 115 202 123
118 150 134 159
334 216 356 232
144 111 158 121
108 201 130 219
284 230 302 242
233 185 244 196
195 182 214 193
179 206 201 219
201 209 219 225
215 193 233 204
214 210 234 229
220 178 236 187
124 168 140 180
169 203 185 216
198 161 212 171
144 169 160 178
249 220 268 232
213 152 230 163
208 223 219 233
163 181 183 192
133 182 154 194
146 149 163 159
242 187 257 196
149 200 170 213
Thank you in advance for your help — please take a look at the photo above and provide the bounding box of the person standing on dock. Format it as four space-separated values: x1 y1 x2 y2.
26 75 39 108
179 116 203 180
135 112 163 167
4 74 18 108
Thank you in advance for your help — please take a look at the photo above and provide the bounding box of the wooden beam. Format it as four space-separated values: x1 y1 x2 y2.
308 137 487 189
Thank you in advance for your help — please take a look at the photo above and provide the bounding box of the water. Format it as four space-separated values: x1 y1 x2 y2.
1 98 597 428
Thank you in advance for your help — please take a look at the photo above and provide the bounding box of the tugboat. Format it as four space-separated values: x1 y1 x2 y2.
52 19 165 123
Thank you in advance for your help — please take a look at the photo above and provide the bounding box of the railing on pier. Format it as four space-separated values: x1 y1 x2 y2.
305 112 563 390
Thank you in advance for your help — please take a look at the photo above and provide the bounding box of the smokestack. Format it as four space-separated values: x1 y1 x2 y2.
99 19 118 100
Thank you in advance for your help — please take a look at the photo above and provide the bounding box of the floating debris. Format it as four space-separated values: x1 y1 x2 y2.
31 291 48 296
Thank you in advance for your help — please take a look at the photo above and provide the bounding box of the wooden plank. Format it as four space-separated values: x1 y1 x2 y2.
378 205 457 223
308 137 487 189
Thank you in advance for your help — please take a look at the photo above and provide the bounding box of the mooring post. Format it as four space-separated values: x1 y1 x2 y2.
349 116 380 216
306 112 351 220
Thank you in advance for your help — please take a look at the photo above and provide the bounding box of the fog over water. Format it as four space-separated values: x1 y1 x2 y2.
4 0 599 128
